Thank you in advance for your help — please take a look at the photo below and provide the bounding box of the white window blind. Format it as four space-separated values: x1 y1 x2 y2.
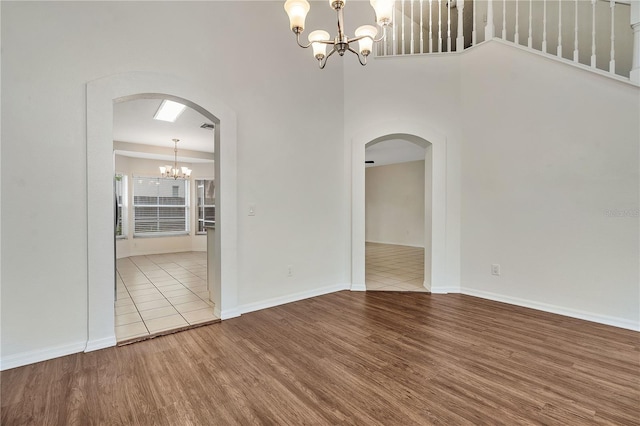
196 179 215 234
133 176 189 236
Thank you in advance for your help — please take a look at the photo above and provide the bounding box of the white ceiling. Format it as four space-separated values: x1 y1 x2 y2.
113 98 215 157
365 139 426 167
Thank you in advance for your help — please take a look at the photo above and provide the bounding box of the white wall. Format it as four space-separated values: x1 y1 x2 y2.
114 155 213 258
1 0 638 370
366 160 426 247
346 1 638 329
1 1 347 367
459 42 639 329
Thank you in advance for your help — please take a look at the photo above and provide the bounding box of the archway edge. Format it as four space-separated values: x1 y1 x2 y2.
350 119 448 293
86 71 239 352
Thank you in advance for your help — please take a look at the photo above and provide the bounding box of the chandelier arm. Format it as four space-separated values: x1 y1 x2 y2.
347 46 368 66
296 32 313 49
319 47 338 69
373 25 388 43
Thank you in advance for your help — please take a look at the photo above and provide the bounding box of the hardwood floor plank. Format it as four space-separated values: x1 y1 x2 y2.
2 291 639 425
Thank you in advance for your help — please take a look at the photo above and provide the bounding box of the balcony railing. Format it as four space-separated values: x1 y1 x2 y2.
377 0 639 84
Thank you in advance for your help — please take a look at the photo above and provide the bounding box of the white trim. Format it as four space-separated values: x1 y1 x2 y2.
351 121 453 294
85 336 117 353
220 307 242 320
350 283 367 292
461 287 640 332
237 283 351 316
431 286 458 294
86 72 239 352
1 341 86 371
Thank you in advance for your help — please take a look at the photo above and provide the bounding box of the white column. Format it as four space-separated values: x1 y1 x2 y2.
439 0 443 52
429 0 434 52
447 0 452 52
485 0 495 40
457 0 465 51
502 0 507 39
420 0 425 53
631 1 640 83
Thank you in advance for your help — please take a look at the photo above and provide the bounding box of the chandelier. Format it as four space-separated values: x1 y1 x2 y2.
284 0 394 69
160 139 192 180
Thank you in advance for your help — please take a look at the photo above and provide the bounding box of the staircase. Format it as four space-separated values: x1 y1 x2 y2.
376 0 639 84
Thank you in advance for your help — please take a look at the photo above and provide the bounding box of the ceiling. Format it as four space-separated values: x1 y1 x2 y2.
113 98 215 160
365 139 426 167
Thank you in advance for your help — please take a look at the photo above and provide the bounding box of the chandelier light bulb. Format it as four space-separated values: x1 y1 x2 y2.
284 0 311 32
355 25 378 56
370 0 394 26
308 30 331 59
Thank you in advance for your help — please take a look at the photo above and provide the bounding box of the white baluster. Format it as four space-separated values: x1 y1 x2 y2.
472 0 477 45
574 0 579 62
631 2 640 84
402 0 406 55
456 0 465 51
429 0 434 53
420 0 424 53
502 0 507 39
486 0 495 40
515 0 520 45
411 0 415 54
542 0 547 53
439 0 443 52
393 6 397 55
528 0 533 48
557 0 562 57
591 0 596 67
609 0 615 73
447 0 451 52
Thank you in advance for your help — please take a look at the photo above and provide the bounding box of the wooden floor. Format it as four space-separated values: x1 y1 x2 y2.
2 292 639 425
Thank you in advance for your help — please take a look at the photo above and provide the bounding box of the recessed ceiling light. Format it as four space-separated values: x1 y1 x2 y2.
153 100 186 123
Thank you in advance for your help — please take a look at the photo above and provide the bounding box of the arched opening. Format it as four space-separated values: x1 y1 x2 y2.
364 135 432 291
86 72 238 351
350 121 448 294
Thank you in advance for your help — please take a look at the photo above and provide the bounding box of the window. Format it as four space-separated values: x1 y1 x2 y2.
133 176 189 236
114 174 127 239
196 179 215 234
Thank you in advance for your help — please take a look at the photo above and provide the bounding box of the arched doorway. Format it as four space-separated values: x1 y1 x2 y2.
350 120 448 294
365 135 432 291
86 72 238 352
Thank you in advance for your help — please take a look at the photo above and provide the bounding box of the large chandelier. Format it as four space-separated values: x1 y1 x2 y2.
160 139 192 180
284 0 394 69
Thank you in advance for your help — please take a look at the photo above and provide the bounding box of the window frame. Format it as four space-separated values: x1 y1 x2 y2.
132 176 190 238
195 178 215 235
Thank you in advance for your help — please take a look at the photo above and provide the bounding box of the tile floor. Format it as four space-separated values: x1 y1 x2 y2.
115 251 218 342
365 242 429 292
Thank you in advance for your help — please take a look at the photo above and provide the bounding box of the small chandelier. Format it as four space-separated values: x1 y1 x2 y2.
160 139 192 180
284 0 394 69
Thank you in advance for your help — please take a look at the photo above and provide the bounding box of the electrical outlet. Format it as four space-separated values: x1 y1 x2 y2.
491 264 501 276
287 265 293 277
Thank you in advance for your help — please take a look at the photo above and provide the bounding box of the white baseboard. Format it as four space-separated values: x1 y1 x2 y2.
85 336 116 352
1 340 86 371
430 286 459 294
237 283 350 316
220 307 241 320
350 283 367 292
461 287 640 332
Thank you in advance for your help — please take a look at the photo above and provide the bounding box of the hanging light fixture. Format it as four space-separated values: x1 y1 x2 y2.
160 139 192 180
284 0 394 69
